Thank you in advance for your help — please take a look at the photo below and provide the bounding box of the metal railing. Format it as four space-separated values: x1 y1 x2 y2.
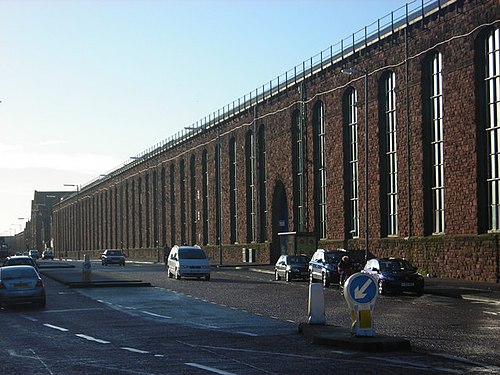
82 0 451 191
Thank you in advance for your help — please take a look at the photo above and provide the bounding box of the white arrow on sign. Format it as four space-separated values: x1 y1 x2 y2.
354 278 373 300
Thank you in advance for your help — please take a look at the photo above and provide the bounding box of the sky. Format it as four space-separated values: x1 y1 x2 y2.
0 0 405 236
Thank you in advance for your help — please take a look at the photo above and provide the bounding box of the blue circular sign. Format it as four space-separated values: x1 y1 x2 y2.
346 273 377 304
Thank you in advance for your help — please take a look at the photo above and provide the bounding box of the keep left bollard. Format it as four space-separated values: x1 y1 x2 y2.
82 254 92 282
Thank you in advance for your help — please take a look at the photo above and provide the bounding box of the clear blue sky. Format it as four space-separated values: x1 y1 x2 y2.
0 0 405 236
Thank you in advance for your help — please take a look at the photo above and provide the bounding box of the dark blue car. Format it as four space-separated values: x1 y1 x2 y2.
363 258 424 296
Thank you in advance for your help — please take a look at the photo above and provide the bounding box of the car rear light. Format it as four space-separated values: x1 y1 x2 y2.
0 282 5 289
36 280 44 287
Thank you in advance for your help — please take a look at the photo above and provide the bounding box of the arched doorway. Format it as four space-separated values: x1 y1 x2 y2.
271 180 289 263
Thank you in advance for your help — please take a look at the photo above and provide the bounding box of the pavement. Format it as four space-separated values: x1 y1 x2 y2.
37 259 500 352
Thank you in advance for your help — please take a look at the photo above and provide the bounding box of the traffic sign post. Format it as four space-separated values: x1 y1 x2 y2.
343 272 378 336
82 254 92 282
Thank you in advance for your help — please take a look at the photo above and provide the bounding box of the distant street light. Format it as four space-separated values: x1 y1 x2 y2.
342 67 369 262
64 184 80 192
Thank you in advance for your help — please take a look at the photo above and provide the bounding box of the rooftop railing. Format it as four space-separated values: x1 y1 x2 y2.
82 0 452 191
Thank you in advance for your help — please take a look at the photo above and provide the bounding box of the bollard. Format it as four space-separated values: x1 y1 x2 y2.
308 283 326 325
343 273 378 336
82 254 92 282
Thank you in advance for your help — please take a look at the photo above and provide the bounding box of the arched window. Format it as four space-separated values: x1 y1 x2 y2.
258 125 268 241
190 155 196 245
292 109 305 231
380 71 398 236
169 164 176 245
229 137 237 243
180 159 186 244
485 28 500 230
246 131 256 243
344 88 359 238
423 53 445 235
202 150 209 245
313 101 327 239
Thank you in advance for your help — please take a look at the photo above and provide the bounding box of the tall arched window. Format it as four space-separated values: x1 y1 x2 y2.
313 101 327 239
161 167 166 245
169 164 176 245
180 159 186 244
344 88 359 238
190 155 197 245
246 131 256 243
202 150 209 245
292 109 305 231
423 52 445 235
380 72 398 236
215 143 221 245
485 28 500 230
258 125 268 241
229 137 237 243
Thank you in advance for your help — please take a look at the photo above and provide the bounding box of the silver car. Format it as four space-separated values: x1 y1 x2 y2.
0 265 46 308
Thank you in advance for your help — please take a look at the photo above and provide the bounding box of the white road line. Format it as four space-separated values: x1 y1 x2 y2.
121 347 150 354
43 323 69 332
141 311 172 319
185 363 236 375
236 331 259 336
43 308 105 313
20 315 38 322
75 334 110 344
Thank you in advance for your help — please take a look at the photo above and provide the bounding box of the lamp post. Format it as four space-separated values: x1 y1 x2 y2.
64 184 80 192
341 67 369 262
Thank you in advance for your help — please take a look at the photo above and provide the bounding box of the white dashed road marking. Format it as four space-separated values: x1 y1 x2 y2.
75 334 110 344
43 324 69 332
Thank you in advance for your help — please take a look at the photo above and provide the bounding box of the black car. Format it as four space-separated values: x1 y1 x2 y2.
101 249 126 266
274 255 309 282
363 258 424 296
309 248 372 287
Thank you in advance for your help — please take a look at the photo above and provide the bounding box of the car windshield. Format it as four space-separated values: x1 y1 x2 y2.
107 250 122 256
325 253 343 263
178 248 207 259
288 256 307 264
379 259 414 272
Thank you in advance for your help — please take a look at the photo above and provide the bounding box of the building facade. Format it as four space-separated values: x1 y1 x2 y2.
52 0 500 282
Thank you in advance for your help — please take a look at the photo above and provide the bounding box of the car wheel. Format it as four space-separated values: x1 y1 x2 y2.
322 273 330 288
285 271 292 282
205 274 210 281
37 299 46 309
275 270 281 281
415 288 424 297
378 280 386 295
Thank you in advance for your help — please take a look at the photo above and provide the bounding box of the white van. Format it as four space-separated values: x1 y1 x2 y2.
167 245 210 281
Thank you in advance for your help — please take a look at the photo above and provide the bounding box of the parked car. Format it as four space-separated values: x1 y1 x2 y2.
0 265 46 308
167 245 210 281
101 249 126 266
274 254 309 282
309 249 349 287
42 249 54 260
28 250 39 260
362 258 424 296
2 255 38 269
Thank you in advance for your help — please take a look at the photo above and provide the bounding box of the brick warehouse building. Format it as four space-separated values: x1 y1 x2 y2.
51 0 500 282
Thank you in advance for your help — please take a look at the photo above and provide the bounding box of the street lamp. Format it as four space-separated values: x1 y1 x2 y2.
64 184 80 192
342 67 369 262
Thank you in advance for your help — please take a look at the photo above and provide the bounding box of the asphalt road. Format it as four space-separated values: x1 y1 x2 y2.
1 261 499 374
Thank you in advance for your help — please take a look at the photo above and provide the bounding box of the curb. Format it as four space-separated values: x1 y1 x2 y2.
298 323 411 352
